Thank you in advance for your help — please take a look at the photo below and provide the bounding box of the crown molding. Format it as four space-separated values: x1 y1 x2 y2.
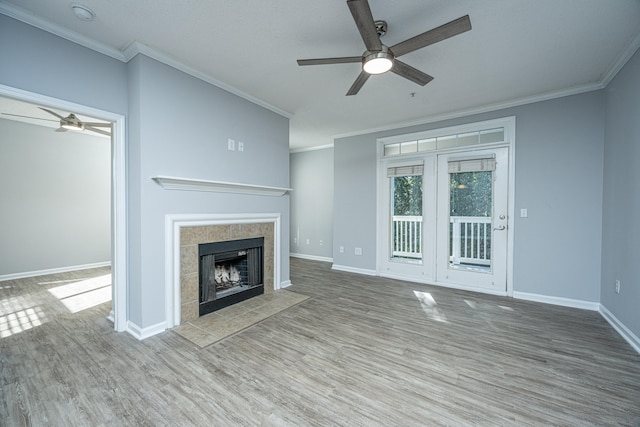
0 3 126 61
333 81 603 141
122 42 293 119
331 34 640 143
600 32 640 87
0 6 292 120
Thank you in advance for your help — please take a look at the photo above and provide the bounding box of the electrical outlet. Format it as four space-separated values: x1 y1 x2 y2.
615 280 621 294
306 238 310 245
339 246 344 253
319 240 323 246
355 247 362 255
227 138 235 151
238 141 244 152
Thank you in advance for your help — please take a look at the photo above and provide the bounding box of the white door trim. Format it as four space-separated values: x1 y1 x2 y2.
0 84 128 331
376 116 516 297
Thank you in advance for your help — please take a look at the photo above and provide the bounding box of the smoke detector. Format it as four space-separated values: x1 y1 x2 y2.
71 4 95 21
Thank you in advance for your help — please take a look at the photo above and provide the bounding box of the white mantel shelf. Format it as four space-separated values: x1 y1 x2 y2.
152 176 292 197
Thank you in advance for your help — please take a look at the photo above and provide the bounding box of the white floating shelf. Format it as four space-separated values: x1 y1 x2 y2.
152 176 292 197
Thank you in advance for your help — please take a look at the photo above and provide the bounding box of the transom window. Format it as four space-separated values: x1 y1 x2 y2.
383 127 505 157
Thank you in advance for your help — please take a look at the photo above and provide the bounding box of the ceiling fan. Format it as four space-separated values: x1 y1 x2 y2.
1 107 112 137
297 0 471 96
39 108 112 136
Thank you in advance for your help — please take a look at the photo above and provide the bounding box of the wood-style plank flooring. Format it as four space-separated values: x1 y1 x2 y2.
1 258 639 426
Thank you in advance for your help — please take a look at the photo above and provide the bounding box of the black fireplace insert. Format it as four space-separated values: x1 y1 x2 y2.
199 237 264 316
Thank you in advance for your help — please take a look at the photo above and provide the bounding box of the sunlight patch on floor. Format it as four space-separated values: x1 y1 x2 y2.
413 290 448 323
48 274 112 313
464 299 477 309
0 306 48 338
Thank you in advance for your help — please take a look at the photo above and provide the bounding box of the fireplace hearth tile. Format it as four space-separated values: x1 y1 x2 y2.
173 289 310 348
173 323 217 348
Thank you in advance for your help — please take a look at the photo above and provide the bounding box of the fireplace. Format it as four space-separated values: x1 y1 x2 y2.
199 237 264 316
170 217 278 328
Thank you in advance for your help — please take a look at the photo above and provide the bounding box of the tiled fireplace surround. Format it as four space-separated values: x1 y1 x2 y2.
178 221 275 324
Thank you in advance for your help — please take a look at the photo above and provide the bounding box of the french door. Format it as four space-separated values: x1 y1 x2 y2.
380 147 509 294
435 148 509 291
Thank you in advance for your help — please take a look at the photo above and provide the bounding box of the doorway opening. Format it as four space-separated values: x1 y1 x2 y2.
0 84 127 331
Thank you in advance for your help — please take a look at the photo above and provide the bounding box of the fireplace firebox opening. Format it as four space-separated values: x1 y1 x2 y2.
199 237 264 316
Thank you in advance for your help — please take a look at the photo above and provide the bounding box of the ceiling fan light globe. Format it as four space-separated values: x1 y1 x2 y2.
61 123 83 131
363 48 394 74
364 57 393 74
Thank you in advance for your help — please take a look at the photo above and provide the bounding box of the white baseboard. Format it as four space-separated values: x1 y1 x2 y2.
599 305 640 354
513 291 600 311
0 261 112 282
126 320 168 341
290 253 333 263
331 264 377 276
382 273 508 297
280 280 292 289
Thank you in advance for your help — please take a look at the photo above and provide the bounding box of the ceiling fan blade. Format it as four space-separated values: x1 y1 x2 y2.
39 107 65 120
391 60 434 86
346 71 371 96
347 0 382 52
1 112 58 122
84 126 112 137
297 57 362 66
83 122 112 128
391 15 471 57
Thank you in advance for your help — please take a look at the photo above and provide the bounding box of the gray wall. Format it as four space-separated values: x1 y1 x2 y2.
334 90 605 303
0 119 111 275
601 48 640 338
1 15 290 331
290 147 334 260
127 55 290 327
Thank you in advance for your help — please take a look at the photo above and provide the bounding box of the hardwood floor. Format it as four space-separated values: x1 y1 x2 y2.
1 258 639 426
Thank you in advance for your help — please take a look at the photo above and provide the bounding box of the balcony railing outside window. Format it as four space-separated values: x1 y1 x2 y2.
392 215 422 259
392 216 492 268
449 216 491 268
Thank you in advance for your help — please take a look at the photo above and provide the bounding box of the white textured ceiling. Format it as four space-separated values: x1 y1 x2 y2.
1 0 639 150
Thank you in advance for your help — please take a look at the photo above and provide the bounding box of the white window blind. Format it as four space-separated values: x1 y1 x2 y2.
448 158 496 173
387 164 424 177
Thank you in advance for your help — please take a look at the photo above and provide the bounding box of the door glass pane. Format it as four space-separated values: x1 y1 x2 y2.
391 175 422 261
449 171 492 271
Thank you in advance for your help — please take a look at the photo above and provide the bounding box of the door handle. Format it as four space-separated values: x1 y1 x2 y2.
493 225 506 231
